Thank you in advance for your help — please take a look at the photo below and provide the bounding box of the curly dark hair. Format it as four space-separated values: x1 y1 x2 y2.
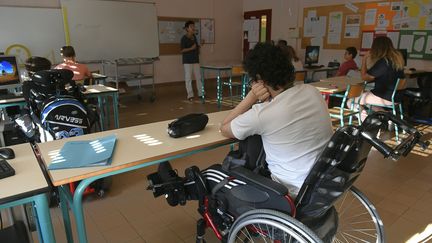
243 43 295 90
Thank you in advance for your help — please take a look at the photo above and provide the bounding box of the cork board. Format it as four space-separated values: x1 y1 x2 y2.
302 3 366 49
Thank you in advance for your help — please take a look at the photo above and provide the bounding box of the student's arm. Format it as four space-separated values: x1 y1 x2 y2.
360 54 375 82
220 82 269 138
180 37 197 53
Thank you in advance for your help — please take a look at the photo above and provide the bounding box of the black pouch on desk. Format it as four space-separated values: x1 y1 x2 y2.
168 113 209 138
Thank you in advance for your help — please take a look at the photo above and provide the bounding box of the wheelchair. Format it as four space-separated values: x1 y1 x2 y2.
147 112 429 243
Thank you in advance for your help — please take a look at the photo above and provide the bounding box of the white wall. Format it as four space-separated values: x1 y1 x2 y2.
0 0 244 83
244 0 432 70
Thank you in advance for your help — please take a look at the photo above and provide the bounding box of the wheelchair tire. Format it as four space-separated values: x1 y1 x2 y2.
228 209 323 243
333 186 385 243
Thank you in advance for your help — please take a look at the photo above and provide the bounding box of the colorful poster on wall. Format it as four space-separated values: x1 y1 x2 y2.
363 2 397 31
391 0 432 30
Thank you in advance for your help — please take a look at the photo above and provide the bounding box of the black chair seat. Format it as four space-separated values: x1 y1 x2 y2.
404 88 424 98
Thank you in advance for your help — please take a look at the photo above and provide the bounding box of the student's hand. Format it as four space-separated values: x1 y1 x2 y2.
190 44 197 50
251 80 270 102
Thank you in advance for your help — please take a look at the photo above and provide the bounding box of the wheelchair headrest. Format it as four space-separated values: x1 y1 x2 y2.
32 69 74 86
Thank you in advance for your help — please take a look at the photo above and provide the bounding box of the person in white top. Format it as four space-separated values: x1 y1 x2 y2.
220 43 333 198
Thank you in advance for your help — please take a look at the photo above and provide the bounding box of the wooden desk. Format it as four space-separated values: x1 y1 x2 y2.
310 82 349 105
0 143 55 242
36 110 234 243
404 68 432 79
320 76 364 85
83 84 119 130
298 66 339 83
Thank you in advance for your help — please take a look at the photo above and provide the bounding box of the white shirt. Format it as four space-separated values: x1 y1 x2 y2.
231 84 333 194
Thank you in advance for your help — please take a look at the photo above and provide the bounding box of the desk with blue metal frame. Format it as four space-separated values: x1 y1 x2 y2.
200 63 248 108
36 110 234 243
83 84 119 130
0 143 55 243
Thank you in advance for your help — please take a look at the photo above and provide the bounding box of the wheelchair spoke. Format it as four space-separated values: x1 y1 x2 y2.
342 231 371 243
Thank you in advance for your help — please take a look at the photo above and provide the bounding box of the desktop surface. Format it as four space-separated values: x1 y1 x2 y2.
0 143 49 204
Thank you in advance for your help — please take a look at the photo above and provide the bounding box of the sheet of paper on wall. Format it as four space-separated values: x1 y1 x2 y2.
346 15 361 27
414 34 426 53
328 12 343 34
304 16 327 38
327 33 341 44
364 9 377 25
361 32 374 49
311 37 323 48
387 32 400 48
344 26 360 38
399 34 414 52
307 10 317 18
345 2 359 13
425 36 432 55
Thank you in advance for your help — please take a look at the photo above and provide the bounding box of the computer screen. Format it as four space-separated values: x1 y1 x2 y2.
0 56 20 85
398 49 407 67
305 46 320 66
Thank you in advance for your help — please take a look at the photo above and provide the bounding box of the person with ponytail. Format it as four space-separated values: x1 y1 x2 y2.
354 36 405 120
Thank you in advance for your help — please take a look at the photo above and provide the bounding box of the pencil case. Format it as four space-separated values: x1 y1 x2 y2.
168 113 209 138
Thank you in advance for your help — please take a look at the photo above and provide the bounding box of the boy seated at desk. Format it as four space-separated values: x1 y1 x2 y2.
335 47 358 77
55 46 93 85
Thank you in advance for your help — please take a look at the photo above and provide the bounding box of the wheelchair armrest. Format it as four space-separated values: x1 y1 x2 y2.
230 166 288 196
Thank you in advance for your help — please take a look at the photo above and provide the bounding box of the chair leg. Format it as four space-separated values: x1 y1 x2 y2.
392 105 399 142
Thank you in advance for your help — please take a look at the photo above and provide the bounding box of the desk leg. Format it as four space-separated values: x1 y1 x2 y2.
113 93 119 128
200 68 205 104
59 186 74 243
217 71 221 109
105 97 111 129
241 73 248 100
33 194 56 243
98 96 105 131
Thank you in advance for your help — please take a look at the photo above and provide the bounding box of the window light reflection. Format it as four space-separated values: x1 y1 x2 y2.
134 133 163 146
186 135 201 139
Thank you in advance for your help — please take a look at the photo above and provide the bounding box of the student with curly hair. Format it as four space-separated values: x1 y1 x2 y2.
220 43 333 197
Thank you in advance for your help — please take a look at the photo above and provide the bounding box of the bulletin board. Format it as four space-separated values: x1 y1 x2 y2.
302 3 367 49
302 0 432 60
158 17 200 55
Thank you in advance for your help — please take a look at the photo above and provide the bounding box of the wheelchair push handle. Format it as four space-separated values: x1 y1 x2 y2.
361 112 429 160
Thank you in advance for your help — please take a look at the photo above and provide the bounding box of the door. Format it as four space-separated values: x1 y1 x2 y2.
243 9 272 59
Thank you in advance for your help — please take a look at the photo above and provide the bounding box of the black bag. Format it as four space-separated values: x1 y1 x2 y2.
168 113 208 138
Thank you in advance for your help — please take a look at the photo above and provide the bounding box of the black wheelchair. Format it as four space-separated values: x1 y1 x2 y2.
147 112 429 243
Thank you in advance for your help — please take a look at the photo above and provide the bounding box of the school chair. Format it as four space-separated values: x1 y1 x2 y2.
294 71 306 86
223 66 245 106
366 78 406 142
328 83 365 127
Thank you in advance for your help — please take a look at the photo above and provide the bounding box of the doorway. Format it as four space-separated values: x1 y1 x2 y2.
243 9 272 59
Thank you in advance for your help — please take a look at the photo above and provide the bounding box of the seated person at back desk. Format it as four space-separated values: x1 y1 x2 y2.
220 43 333 198
335 46 358 76
55 46 93 85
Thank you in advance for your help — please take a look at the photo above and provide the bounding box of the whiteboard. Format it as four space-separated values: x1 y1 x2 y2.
0 7 65 65
61 0 159 61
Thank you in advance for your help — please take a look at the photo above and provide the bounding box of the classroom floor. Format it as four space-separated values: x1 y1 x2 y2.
33 81 432 243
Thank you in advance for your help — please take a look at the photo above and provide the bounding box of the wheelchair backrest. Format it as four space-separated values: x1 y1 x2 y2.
295 121 380 221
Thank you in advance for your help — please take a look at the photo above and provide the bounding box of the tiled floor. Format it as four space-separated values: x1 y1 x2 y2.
29 82 432 242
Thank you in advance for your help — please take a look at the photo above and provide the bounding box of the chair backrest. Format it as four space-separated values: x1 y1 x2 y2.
346 84 364 99
295 71 305 82
295 118 381 221
391 78 406 102
232 66 245 76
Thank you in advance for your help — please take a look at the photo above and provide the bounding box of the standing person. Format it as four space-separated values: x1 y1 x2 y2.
286 45 304 71
220 43 333 198
335 47 358 76
181 20 204 102
55 46 92 84
352 36 404 120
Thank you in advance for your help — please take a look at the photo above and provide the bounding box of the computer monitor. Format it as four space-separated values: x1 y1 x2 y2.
0 55 20 87
398 49 407 67
305 46 320 67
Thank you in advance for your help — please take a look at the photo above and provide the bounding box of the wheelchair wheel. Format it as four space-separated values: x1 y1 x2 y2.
333 186 385 243
228 209 323 243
